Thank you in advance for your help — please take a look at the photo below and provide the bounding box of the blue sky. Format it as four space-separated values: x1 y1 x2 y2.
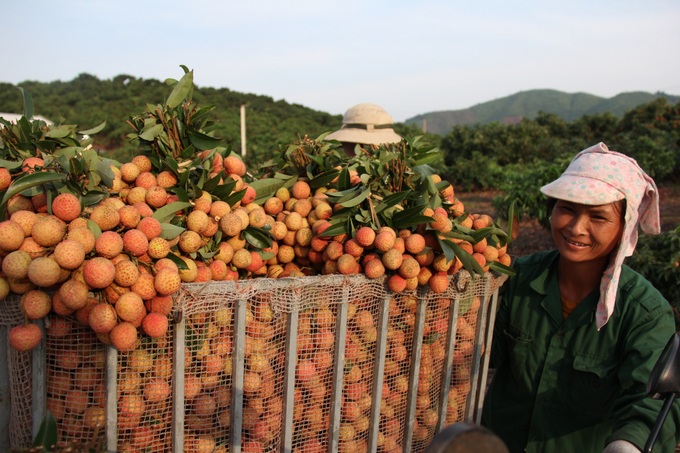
2 0 679 122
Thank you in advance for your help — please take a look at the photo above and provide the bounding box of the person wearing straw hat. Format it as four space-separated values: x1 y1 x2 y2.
481 143 680 453
324 103 403 156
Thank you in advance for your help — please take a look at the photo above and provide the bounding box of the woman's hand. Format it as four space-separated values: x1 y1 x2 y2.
603 440 641 453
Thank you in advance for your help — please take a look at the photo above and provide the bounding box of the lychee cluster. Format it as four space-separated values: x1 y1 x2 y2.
2 145 510 353
254 178 511 294
1 151 257 352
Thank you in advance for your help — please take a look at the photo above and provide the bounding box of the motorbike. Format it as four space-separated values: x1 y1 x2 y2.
643 332 680 453
426 332 680 453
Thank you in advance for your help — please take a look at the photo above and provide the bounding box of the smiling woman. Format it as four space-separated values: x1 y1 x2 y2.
481 142 680 453
551 200 625 266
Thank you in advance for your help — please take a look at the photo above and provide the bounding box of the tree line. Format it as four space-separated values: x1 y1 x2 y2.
0 73 424 166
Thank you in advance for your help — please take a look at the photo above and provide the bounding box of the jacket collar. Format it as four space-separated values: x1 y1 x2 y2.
529 251 609 330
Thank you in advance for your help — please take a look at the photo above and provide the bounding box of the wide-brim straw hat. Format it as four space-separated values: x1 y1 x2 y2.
325 103 403 145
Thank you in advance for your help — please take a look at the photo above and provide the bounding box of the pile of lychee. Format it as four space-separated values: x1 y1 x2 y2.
1 148 510 353
0 152 255 353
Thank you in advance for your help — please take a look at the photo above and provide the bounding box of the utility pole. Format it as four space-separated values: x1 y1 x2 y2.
240 104 247 158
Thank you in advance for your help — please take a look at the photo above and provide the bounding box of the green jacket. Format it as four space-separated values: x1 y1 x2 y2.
481 250 680 453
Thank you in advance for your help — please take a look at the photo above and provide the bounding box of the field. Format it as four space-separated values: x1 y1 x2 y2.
458 183 680 257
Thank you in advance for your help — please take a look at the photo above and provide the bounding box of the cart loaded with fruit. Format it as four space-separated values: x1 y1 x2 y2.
0 70 513 453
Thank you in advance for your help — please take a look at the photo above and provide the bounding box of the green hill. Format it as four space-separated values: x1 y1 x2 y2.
0 72 428 165
405 89 680 135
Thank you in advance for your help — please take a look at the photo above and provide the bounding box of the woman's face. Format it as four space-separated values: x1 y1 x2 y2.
550 199 625 266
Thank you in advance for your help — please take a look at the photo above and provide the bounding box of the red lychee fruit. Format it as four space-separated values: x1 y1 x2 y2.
115 291 147 327
95 230 124 259
223 155 247 177
9 322 42 351
83 257 116 289
147 237 170 260
58 279 90 311
88 303 118 334
2 250 32 280
109 321 138 351
118 205 141 229
89 204 120 231
137 216 162 240
66 227 96 254
428 272 450 294
123 229 149 257
10 210 38 237
154 267 181 296
355 226 376 248
0 167 10 191
114 260 140 287
51 193 82 222
53 239 86 270
20 289 52 320
120 162 141 183
0 220 26 252
131 155 152 173
141 312 169 338
27 256 62 288
31 215 66 247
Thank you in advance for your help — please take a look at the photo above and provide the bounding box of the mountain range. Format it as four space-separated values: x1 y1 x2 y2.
403 89 680 135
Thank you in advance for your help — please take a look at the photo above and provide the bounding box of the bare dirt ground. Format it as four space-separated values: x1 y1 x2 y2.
457 183 680 257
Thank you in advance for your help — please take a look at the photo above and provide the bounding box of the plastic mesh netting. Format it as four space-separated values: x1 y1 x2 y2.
2 271 506 452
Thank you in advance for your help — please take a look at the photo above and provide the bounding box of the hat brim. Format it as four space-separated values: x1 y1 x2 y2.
540 174 625 205
324 127 402 145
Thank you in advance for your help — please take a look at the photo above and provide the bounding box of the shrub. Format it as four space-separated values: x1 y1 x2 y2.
492 156 570 225
626 227 680 330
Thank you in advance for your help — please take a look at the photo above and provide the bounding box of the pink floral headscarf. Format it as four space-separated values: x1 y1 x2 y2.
540 142 661 330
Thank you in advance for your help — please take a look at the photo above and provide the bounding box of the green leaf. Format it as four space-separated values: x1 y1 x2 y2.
198 248 219 260
162 155 179 172
161 223 186 240
173 186 190 202
139 123 164 141
391 205 428 227
204 183 231 202
78 120 107 136
223 188 246 207
32 411 58 450
165 252 189 270
69 155 85 175
506 200 517 244
0 159 23 171
87 219 103 239
95 158 116 189
153 201 192 223
321 218 349 238
337 167 351 190
201 172 224 193
45 125 74 139
249 178 285 205
412 154 439 167
0 172 66 219
243 226 273 250
325 186 361 204
81 191 108 207
18 87 35 120
375 191 410 213
337 187 371 208
440 239 484 276
188 129 222 150
443 230 476 243
309 169 340 189
393 213 433 230
166 70 194 108
488 261 516 277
